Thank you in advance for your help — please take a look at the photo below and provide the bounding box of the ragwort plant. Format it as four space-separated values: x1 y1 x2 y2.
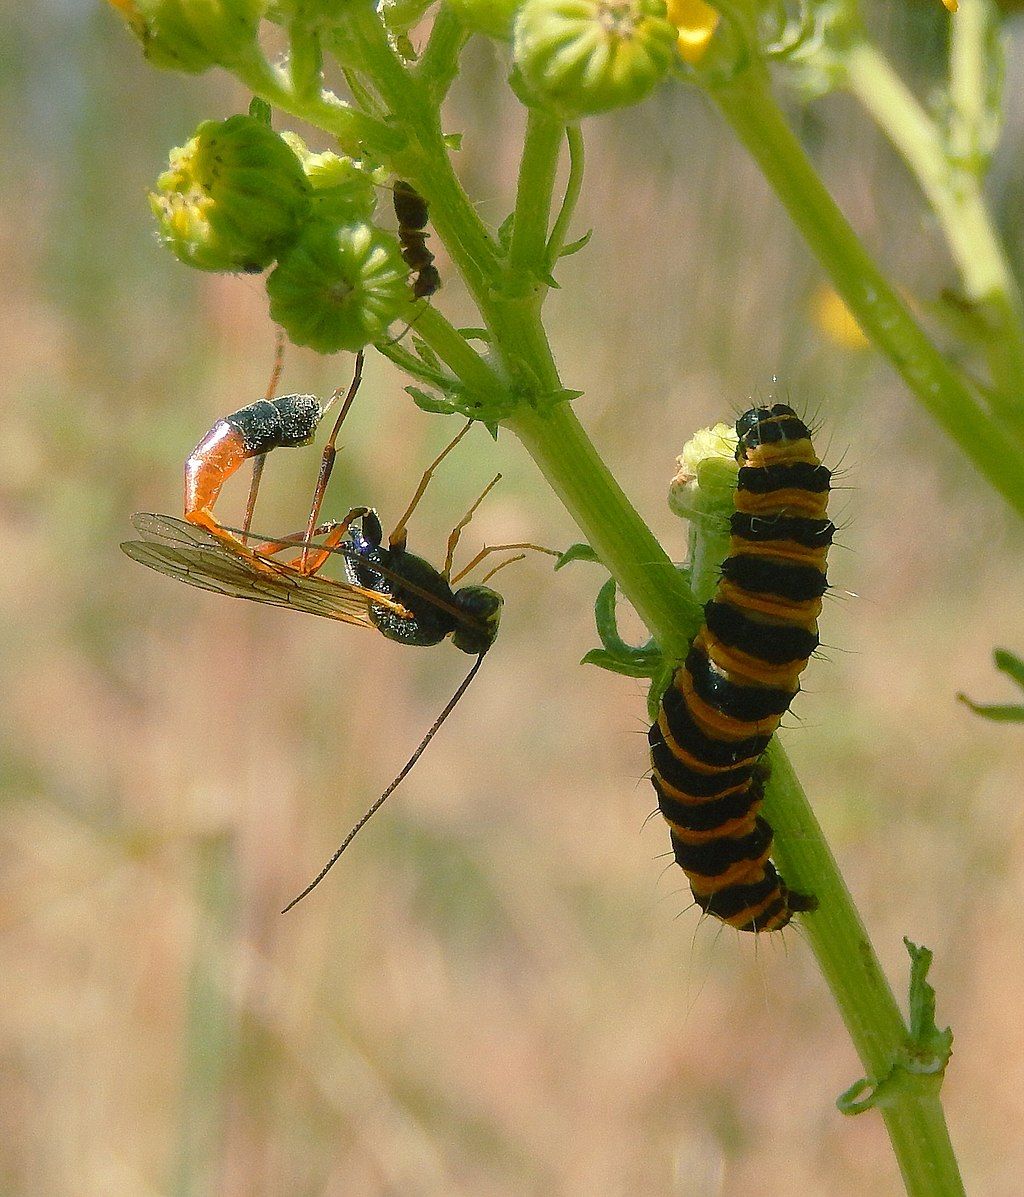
107 0 1024 1191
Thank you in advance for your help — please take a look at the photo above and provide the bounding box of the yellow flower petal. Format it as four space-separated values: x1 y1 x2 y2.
810 284 870 350
666 0 720 65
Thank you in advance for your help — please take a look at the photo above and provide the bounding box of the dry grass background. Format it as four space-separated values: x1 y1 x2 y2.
4 3 1024 1194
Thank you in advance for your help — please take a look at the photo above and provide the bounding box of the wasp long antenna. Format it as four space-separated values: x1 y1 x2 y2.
281 653 487 914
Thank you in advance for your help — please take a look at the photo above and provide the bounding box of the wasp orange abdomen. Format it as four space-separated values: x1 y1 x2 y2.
184 393 322 534
649 403 834 932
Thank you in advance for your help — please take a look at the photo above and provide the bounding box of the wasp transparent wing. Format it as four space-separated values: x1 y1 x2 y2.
122 513 380 628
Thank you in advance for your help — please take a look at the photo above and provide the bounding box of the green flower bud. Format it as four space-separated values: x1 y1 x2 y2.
106 0 265 74
668 421 737 528
267 221 410 353
512 0 677 118
149 115 312 272
280 132 380 223
443 0 523 41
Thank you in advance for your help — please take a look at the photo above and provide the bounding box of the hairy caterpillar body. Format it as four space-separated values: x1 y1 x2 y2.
648 404 833 932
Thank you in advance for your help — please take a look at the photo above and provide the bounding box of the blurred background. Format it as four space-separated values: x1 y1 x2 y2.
4 2 1024 1194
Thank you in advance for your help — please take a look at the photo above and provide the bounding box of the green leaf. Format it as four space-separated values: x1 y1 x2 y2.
956 698 1024 722
993 648 1024 690
558 228 592 257
957 648 1024 721
406 385 457 414
555 542 600 569
581 648 662 678
837 939 953 1116
497 212 515 252
411 333 442 371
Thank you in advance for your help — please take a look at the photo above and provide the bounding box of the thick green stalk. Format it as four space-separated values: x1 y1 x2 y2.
765 747 965 1197
843 38 1024 413
707 63 1024 520
508 402 700 657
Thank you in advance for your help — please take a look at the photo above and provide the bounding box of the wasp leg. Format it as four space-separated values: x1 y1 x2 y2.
449 540 561 585
299 351 365 571
442 474 502 579
388 419 474 553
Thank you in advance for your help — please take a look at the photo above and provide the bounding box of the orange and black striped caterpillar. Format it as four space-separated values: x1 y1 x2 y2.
648 404 833 932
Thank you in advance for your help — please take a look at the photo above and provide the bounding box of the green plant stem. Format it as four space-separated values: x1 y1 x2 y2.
948 0 996 170
232 53 404 155
546 124 585 264
764 746 965 1197
416 6 470 103
508 402 701 657
707 62 1024 519
843 38 1024 413
338 9 503 310
508 109 564 287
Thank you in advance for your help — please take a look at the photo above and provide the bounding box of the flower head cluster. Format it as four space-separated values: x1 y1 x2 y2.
149 114 412 351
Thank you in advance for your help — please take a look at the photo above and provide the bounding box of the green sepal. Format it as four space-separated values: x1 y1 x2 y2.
150 114 312 273
267 220 410 353
512 0 678 120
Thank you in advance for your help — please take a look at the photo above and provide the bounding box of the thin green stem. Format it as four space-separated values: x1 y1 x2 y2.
708 63 1024 519
764 747 965 1197
948 0 999 172
508 109 564 289
546 124 585 266
843 39 1024 410
232 53 405 155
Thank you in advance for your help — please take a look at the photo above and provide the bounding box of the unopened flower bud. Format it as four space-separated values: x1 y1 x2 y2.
266 221 410 353
280 132 380 223
149 114 312 272
512 0 677 119
106 0 264 74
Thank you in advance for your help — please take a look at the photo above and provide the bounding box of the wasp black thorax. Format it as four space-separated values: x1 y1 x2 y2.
343 511 500 654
